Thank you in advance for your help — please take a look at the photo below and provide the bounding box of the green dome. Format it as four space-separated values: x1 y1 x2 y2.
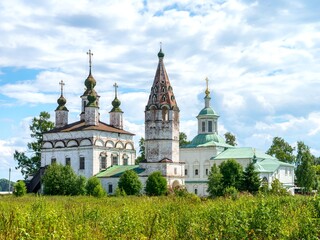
158 48 164 58
184 133 227 148
87 90 97 107
57 95 66 106
110 97 123 112
85 74 96 90
198 107 217 116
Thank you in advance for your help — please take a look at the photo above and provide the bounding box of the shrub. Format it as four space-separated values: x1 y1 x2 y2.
13 181 27 197
145 171 167 196
118 170 142 195
86 176 106 197
224 186 239 200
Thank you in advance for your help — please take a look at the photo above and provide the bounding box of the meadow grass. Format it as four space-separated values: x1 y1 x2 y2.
0 194 319 239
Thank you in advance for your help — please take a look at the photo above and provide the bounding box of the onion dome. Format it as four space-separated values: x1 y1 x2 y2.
110 82 123 112
158 48 164 58
56 80 68 111
87 90 98 107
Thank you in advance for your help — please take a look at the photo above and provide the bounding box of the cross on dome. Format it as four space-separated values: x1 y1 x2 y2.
87 49 93 73
59 80 65 96
113 82 118 98
205 77 210 96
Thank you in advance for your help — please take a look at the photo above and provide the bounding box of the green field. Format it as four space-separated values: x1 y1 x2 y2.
0 194 320 239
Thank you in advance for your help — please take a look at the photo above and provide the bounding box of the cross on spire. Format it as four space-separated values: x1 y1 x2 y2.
113 82 118 98
59 80 65 96
205 77 210 96
87 49 93 73
160 41 162 50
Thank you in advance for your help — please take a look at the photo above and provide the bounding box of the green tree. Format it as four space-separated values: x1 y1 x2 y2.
13 181 27 197
266 137 295 163
135 137 145 164
118 170 142 195
14 112 54 178
269 179 288 196
296 141 316 193
179 132 191 147
219 159 243 190
73 175 87 195
207 164 223 197
0 178 15 191
86 176 106 197
241 162 261 194
42 164 78 195
145 171 167 196
224 132 237 146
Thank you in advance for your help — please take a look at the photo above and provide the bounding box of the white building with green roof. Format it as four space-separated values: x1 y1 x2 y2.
181 80 295 196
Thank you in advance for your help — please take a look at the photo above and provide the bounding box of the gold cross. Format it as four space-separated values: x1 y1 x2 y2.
59 80 65 96
205 77 210 96
113 82 118 97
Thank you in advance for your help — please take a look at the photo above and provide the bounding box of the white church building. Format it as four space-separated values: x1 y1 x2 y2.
35 48 294 195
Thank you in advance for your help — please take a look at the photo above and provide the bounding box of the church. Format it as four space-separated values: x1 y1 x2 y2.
36 48 294 195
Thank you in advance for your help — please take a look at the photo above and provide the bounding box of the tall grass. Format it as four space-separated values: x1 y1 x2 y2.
0 194 319 239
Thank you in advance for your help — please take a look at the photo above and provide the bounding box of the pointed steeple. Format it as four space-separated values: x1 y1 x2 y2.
146 44 178 110
55 80 69 128
109 82 123 129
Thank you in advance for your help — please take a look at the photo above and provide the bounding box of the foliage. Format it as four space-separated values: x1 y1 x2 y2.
13 181 27 197
135 137 145 164
219 159 243 190
223 186 239 200
14 111 54 178
0 195 319 239
145 171 167 196
42 164 79 195
296 141 316 193
0 178 15 192
266 137 295 163
207 164 223 197
269 179 289 196
73 175 87 195
115 187 127 196
86 176 106 197
179 132 191 147
241 162 261 194
224 132 237 146
118 170 142 195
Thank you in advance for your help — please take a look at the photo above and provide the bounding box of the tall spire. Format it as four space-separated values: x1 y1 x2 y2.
110 82 123 129
204 77 211 108
55 80 68 128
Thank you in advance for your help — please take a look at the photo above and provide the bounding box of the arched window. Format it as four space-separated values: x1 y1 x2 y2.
100 154 107 170
185 169 188 176
123 154 128 165
195 169 199 175
162 107 168 121
112 154 118 166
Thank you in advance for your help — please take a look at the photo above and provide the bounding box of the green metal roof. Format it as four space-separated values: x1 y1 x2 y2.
96 165 145 178
198 107 218 116
183 133 233 148
212 147 294 173
185 180 209 184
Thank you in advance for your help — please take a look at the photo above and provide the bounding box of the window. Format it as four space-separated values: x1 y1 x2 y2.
51 158 56 164
108 184 113 194
80 157 85 170
194 189 198 195
208 121 213 132
195 169 199 176
185 169 188 176
100 156 106 170
202 121 205 132
162 107 168 121
65 158 70 166
112 154 118 166
205 168 209 176
174 168 177 175
123 155 128 165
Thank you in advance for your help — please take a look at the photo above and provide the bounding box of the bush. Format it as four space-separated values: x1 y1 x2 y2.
145 171 167 196
118 170 142 195
13 181 27 197
86 176 106 197
115 187 127 197
270 179 289 196
224 186 239 200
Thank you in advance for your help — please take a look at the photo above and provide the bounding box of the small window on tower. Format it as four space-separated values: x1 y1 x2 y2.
202 121 206 132
208 121 213 132
162 107 168 121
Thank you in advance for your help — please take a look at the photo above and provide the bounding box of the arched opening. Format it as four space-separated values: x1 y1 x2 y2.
162 106 168 121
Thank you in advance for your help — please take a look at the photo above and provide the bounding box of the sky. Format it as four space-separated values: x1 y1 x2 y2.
1 0 320 181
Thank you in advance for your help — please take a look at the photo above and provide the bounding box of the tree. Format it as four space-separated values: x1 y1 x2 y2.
207 164 223 197
42 164 78 195
86 176 106 197
179 132 191 147
14 111 54 178
135 137 145 164
269 179 288 196
118 170 142 195
296 141 316 193
145 171 167 196
73 175 87 195
266 137 295 163
13 181 27 197
224 132 237 146
0 178 15 191
219 159 243 190
241 162 261 194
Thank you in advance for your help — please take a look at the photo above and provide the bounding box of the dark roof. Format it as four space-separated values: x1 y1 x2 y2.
46 120 134 135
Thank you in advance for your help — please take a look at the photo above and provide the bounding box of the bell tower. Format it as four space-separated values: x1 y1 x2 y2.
141 46 184 187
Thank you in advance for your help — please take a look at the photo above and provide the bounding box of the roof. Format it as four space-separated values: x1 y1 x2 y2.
213 147 294 173
183 133 233 148
198 107 218 117
45 120 134 135
96 165 145 178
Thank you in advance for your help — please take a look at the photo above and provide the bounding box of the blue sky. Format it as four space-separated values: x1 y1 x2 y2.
1 0 320 181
